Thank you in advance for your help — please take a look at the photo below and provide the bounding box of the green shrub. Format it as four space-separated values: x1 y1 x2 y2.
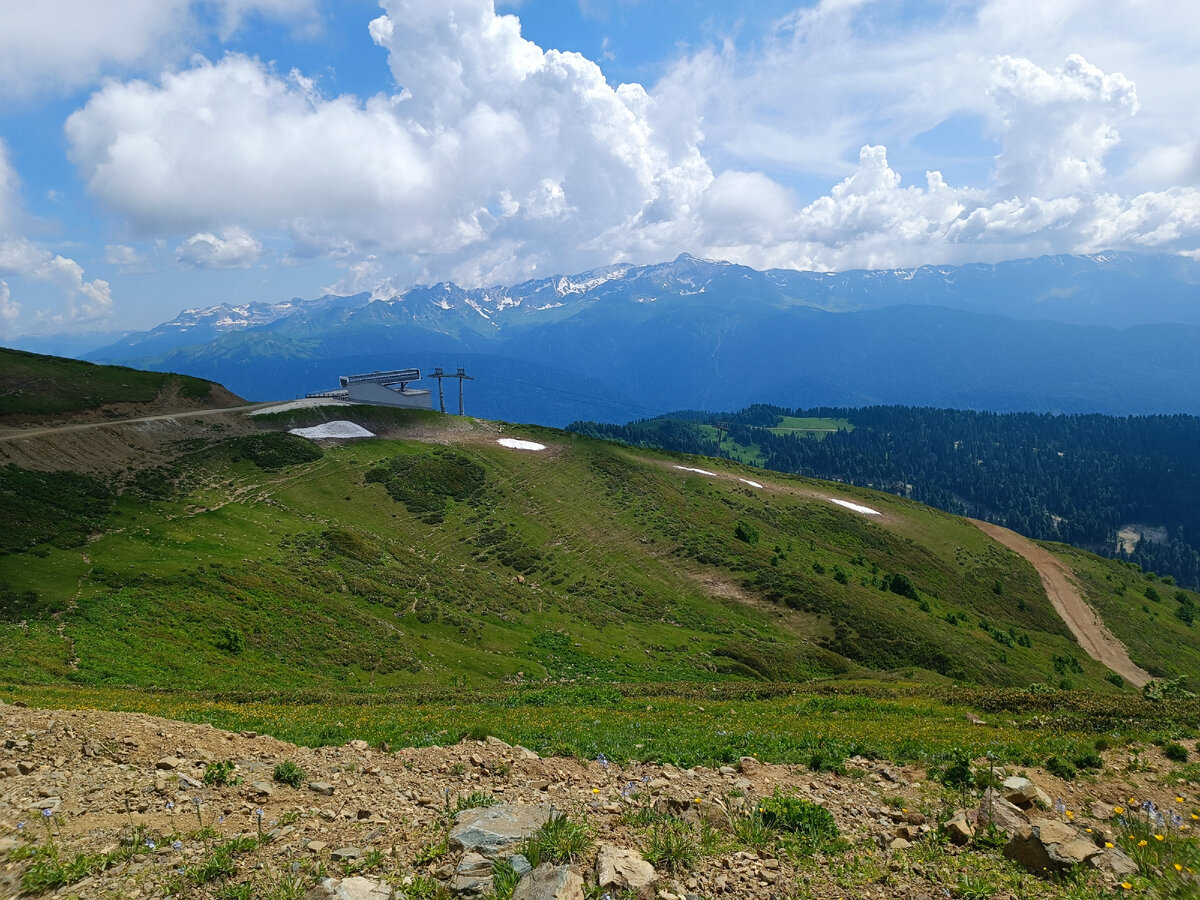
642 820 699 872
1044 756 1076 781
530 812 591 864
936 749 975 789
453 791 499 813
204 760 239 786
1164 742 1190 763
214 625 245 655
364 448 486 520
272 760 305 788
1072 752 1104 771
491 859 521 900
734 521 760 545
882 573 919 601
227 432 323 469
757 789 839 852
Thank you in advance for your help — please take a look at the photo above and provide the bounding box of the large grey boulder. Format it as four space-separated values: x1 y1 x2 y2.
1090 846 1140 878
596 845 657 900
449 804 553 858
1003 818 1103 875
976 789 1030 835
512 864 584 900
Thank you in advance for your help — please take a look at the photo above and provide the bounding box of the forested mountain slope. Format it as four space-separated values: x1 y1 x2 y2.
569 406 1200 589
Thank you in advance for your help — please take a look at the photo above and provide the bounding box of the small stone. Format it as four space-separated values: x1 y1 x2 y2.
889 837 912 851
509 854 533 877
17 761 36 775
307 841 328 853
251 781 274 796
240 731 257 739
452 851 495 896
597 844 657 899
303 876 394 899
155 757 184 771
512 863 585 900
943 812 974 846
331 847 362 861
309 782 336 796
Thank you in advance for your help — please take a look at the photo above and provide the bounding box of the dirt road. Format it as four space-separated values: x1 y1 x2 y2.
0 402 275 442
971 519 1152 687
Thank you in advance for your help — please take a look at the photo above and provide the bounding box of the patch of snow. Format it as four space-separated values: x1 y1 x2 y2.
249 399 353 416
290 421 375 439
674 465 719 477
464 297 492 319
828 497 880 516
739 478 763 489
497 438 546 451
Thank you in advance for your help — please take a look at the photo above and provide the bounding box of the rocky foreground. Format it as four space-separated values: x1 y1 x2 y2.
0 699 1189 899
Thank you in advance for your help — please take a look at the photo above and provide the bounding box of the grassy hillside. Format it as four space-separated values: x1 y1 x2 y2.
5 404 1198 698
0 346 227 418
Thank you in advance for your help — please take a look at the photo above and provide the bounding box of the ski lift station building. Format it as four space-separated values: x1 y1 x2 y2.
306 368 433 409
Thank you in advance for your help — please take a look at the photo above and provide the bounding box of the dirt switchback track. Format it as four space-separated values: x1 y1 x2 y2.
971 518 1152 688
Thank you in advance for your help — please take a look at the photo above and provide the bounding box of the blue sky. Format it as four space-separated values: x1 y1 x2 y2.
1 0 1198 339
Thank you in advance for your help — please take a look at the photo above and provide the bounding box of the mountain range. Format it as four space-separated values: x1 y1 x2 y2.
79 251 1200 425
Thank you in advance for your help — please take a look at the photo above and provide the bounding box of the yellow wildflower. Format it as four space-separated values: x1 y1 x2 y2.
1156 834 1165 841
1114 806 1125 814
1176 863 1184 872
1105 842 1114 848
1138 840 1148 847
1121 882 1133 890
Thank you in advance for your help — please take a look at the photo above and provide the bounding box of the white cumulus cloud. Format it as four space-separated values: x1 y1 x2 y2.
175 227 263 269
0 0 319 99
989 54 1138 197
59 0 1200 288
0 141 114 330
0 280 18 325
65 0 713 285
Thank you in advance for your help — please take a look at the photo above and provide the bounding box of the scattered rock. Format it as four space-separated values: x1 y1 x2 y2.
330 847 362 861
452 851 495 895
942 811 974 846
155 757 184 771
303 875 393 899
596 844 657 899
449 804 553 858
309 781 336 796
1003 819 1102 874
1090 846 1140 877
1002 776 1052 811
512 863 585 900
976 789 1030 835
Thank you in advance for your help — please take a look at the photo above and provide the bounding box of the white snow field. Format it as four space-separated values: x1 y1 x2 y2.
828 497 881 516
673 465 719 477
497 438 547 451
289 421 375 439
739 478 763 489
